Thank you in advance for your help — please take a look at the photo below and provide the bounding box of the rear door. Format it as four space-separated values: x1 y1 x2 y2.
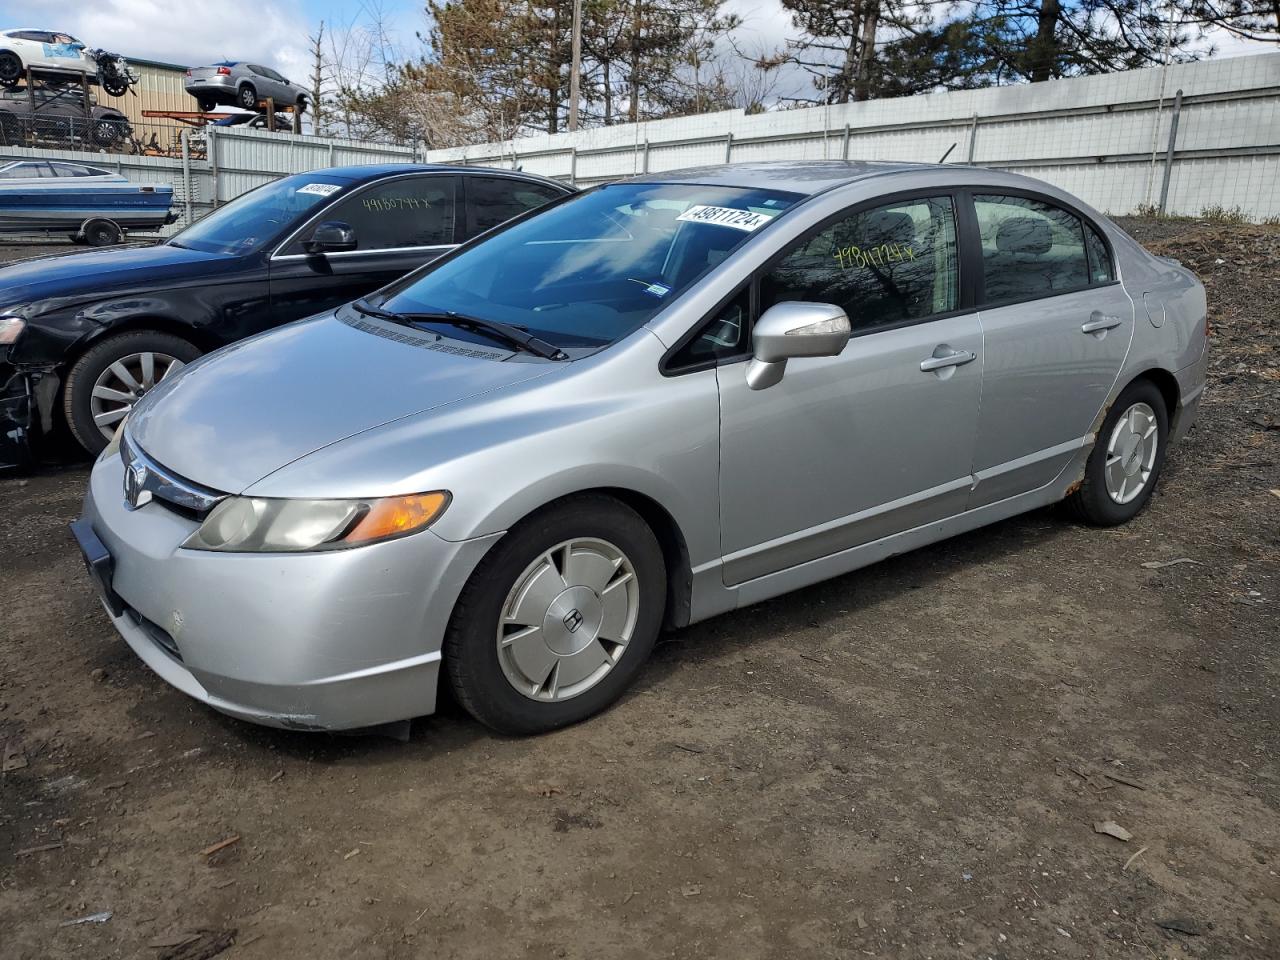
268 173 460 325
966 191 1133 507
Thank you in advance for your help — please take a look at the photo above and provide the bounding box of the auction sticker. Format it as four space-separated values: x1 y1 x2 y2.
677 205 774 232
298 183 342 197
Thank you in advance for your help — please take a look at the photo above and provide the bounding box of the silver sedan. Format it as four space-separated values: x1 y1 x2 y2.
74 161 1207 735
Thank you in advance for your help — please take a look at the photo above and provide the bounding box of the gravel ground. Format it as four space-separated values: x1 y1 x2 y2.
0 218 1276 959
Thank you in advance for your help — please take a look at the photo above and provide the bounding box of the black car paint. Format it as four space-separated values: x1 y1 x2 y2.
0 163 571 469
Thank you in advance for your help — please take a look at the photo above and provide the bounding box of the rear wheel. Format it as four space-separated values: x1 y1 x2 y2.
445 495 666 734
197 97 217 113
1065 379 1168 526
63 331 201 454
0 52 21 88
295 96 307 115
83 219 122 247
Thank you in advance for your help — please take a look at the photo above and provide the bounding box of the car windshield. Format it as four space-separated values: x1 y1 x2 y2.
379 182 802 347
168 174 348 255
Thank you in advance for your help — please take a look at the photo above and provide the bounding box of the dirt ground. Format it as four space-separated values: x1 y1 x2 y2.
0 219 1277 960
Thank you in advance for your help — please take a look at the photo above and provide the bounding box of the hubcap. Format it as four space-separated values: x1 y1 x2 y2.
88 351 185 440
1104 401 1158 504
497 538 639 702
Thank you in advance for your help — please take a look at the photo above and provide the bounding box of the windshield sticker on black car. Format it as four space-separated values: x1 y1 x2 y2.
297 183 341 197
643 282 671 298
677 205 774 232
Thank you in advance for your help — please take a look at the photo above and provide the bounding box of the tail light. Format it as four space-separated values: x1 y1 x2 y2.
216 66 231 76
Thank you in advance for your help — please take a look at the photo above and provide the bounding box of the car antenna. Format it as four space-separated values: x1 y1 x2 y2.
938 142 957 164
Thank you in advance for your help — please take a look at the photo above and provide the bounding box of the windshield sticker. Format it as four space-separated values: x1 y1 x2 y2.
643 282 671 298
297 183 341 197
677 205 775 232
833 242 917 270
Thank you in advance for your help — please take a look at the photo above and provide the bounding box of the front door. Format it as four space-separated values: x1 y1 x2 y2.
965 192 1133 507
716 194 985 586
268 174 459 325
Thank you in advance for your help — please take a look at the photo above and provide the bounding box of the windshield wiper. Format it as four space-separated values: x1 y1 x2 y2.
352 299 567 361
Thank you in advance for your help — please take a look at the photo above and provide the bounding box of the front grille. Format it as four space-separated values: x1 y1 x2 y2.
120 433 227 519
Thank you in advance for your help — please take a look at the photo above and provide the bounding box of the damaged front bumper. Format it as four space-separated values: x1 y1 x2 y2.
0 358 35 473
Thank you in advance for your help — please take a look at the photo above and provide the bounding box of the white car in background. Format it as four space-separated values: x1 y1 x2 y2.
0 29 92 88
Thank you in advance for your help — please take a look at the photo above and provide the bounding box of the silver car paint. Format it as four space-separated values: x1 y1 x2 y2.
80 161 1207 730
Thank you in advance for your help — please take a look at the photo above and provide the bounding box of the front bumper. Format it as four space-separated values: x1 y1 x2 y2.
81 450 501 730
0 360 34 473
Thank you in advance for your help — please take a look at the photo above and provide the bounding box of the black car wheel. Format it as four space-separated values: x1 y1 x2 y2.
445 494 666 735
92 119 123 147
64 331 202 455
0 51 21 88
82 219 122 247
197 97 217 113
295 96 307 114
237 84 257 110
101 76 130 97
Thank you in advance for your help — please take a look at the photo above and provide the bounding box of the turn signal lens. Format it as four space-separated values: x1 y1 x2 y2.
343 493 450 545
183 491 449 553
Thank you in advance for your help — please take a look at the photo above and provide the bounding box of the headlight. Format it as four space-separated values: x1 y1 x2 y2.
183 491 449 553
0 315 25 345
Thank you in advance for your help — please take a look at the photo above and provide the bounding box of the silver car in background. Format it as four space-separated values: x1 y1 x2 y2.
185 61 306 113
73 161 1208 736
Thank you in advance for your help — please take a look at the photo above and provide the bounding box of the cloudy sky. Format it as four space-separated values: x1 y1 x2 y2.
3 0 1269 100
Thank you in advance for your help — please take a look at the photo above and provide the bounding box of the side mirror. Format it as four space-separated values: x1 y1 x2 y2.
746 301 851 390
302 221 356 255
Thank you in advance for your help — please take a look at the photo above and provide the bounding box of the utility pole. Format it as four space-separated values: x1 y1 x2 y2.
569 0 582 131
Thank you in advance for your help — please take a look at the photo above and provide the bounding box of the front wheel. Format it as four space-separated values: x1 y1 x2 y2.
0 52 21 88
237 84 257 110
1066 379 1169 526
445 495 666 734
63 331 201 455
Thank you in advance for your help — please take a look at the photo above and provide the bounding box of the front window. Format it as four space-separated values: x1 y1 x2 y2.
380 182 801 348
761 195 959 332
168 174 349 255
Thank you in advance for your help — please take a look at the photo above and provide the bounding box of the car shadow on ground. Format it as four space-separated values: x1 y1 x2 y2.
181 502 1074 769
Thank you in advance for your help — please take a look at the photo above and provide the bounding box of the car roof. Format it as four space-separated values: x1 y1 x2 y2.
316 163 570 191
626 160 959 197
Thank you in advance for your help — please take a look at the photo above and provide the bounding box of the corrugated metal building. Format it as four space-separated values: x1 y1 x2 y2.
97 57 191 156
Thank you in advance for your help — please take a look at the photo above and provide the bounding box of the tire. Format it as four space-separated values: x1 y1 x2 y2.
68 233 88 245
92 119 122 147
295 96 307 115
1065 379 1169 526
197 97 217 113
445 494 667 735
0 51 21 88
83 219 122 247
237 84 257 110
63 331 201 455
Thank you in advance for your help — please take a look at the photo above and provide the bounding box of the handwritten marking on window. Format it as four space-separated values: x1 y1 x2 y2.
833 242 916 270
363 196 435 212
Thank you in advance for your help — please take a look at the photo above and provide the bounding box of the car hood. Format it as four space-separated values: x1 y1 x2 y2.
0 243 234 310
127 311 556 494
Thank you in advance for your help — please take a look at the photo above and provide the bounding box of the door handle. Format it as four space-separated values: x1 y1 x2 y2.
919 349 977 372
1081 313 1123 334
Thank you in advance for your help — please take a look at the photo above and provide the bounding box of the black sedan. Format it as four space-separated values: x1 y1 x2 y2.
0 164 571 467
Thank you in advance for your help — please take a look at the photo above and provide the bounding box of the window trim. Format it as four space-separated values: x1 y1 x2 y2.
962 186 1120 311
661 186 972 377
270 172 461 260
